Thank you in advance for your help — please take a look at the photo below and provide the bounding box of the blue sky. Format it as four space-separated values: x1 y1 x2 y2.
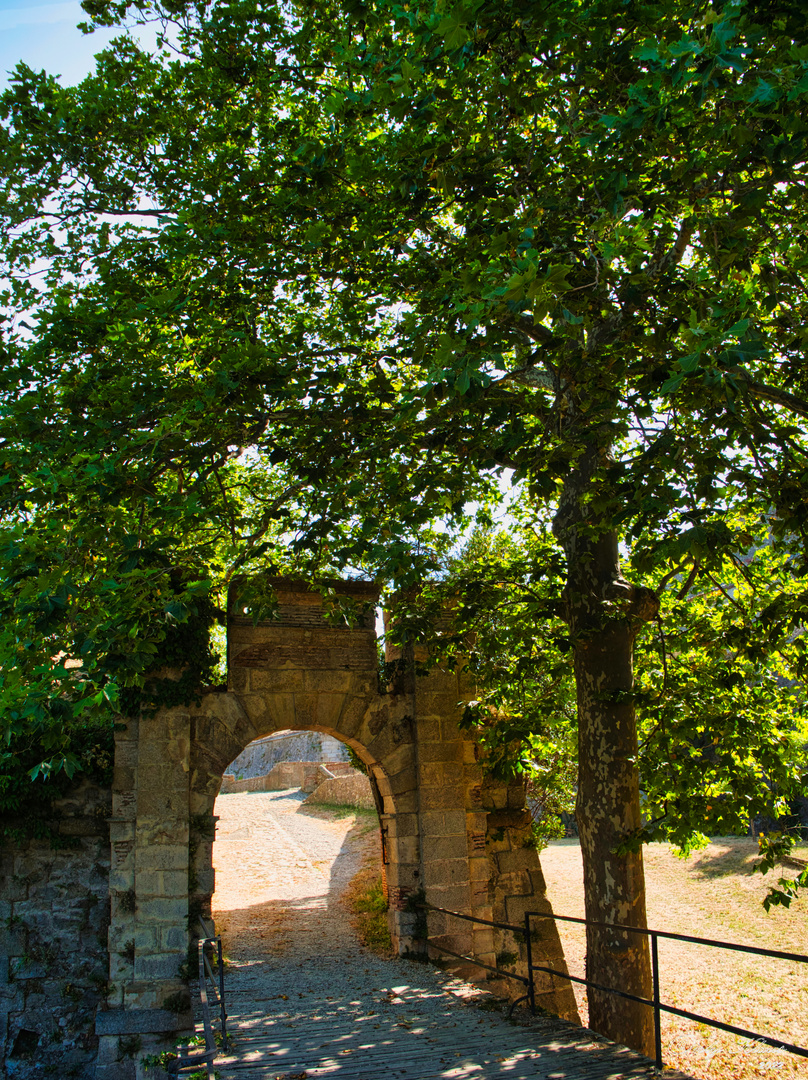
0 0 138 89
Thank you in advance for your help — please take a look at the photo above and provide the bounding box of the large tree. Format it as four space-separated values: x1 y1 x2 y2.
2 0 808 1053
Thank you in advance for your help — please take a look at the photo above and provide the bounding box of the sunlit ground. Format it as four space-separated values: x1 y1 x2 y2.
541 838 808 1080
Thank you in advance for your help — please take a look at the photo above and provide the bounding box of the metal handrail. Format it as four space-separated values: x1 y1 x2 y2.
166 918 228 1078
418 901 808 1069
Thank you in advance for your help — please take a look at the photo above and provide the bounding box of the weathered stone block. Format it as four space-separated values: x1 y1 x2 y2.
134 953 184 980
109 817 136 842
486 808 532 831
96 1033 123 1065
417 740 463 765
113 789 138 819
469 856 490 882
122 978 185 1011
386 765 417 798
228 623 282 646
412 694 449 719
496 849 536 875
428 883 471 911
137 732 175 768
236 691 271 727
423 809 467 836
391 790 418 814
396 836 420 864
142 845 188 872
227 664 250 693
301 669 356 694
136 821 189 848
136 782 188 818
419 784 464 811
472 926 495 953
131 926 161 952
461 741 480 765
441 762 466 786
114 738 139 769
386 863 420 899
96 1007 193 1035
107 868 132 894
430 929 473 956
160 926 189 952
422 834 468 861
422 857 469 888
503 884 539 918
384 812 418 839
418 763 443 787
114 765 136 791
381 742 414 777
413 716 441 741
415 668 458 692
249 667 305 692
134 896 188 922
330 697 369 741
507 780 527 809
116 716 139 740
135 870 188 898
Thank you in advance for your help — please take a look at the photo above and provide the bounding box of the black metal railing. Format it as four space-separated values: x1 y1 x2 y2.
167 918 228 1078
418 901 808 1070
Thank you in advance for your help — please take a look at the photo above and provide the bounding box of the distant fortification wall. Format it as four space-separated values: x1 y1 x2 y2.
223 730 349 782
220 760 356 794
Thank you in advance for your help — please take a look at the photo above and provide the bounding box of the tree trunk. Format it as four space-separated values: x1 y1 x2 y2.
554 448 656 1056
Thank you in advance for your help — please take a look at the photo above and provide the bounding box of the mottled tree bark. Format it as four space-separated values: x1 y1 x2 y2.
554 445 657 1056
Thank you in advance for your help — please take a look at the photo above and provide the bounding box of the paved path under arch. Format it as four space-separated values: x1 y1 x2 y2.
208 791 692 1080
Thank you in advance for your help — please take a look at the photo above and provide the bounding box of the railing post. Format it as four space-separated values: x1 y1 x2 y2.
651 930 662 1069
218 936 228 1050
524 912 536 1015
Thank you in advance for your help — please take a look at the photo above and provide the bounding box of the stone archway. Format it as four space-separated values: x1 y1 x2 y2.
99 577 578 1077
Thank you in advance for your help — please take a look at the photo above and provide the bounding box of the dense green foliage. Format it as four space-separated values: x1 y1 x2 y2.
403 508 807 861
2 0 808 959
0 717 114 843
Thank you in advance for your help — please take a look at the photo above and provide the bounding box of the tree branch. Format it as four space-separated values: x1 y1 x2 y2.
732 368 808 422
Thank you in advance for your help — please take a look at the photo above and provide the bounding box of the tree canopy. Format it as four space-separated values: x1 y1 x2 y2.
2 0 808 1051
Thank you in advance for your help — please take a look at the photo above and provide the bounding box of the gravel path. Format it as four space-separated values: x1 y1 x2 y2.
209 790 691 1080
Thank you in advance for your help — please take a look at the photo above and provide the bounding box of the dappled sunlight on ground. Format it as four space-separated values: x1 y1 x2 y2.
207 791 683 1079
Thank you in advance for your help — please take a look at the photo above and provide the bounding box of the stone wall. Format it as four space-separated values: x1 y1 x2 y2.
101 710 195 1080
224 730 349 782
303 771 376 810
0 780 111 1079
220 760 355 794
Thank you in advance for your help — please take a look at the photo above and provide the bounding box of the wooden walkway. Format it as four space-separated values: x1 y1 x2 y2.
212 958 693 1080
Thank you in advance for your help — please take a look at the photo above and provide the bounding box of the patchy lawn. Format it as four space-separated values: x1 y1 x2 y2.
540 837 808 1080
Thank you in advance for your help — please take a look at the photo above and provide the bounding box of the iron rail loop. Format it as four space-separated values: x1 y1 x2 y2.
416 901 808 1070
166 918 228 1078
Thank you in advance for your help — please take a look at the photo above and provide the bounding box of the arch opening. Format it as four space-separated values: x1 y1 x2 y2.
192 710 418 957
209 726 398 976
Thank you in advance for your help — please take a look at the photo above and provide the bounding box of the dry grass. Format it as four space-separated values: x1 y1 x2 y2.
540 838 808 1080
342 864 393 956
